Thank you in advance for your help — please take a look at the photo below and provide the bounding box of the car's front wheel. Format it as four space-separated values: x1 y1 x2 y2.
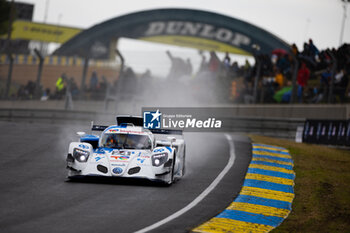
167 152 176 185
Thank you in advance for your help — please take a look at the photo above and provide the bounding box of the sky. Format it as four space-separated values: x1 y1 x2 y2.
17 0 350 76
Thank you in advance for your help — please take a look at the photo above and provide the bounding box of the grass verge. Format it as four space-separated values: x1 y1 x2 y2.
249 134 350 233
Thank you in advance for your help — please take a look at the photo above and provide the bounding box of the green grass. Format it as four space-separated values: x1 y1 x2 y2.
249 135 350 233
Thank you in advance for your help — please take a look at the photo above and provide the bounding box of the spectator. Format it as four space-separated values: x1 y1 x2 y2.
275 67 284 88
141 69 152 79
291 43 299 56
321 66 332 89
315 66 332 102
99 76 108 93
166 50 187 79
40 88 50 101
55 74 66 99
223 52 231 67
185 58 193 76
297 63 310 102
231 61 240 77
208 51 220 74
276 54 291 76
16 85 25 100
334 68 348 102
89 71 99 91
197 51 208 74
69 77 79 99
24 81 36 99
308 39 320 59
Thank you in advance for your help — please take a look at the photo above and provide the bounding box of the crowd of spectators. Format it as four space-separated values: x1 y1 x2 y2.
166 50 193 79
5 40 350 105
12 71 109 101
236 40 350 104
167 40 349 104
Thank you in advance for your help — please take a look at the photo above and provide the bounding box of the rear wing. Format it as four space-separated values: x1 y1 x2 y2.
150 128 183 135
91 125 183 135
91 117 183 135
116 115 143 127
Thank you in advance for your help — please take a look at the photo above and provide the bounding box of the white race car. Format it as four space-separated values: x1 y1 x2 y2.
66 116 185 184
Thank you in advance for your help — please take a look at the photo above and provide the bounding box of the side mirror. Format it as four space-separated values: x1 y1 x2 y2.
167 136 176 146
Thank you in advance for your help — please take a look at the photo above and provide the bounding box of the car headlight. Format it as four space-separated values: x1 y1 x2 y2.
73 148 90 162
152 152 168 167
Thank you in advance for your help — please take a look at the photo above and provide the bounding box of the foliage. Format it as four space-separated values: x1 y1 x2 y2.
0 0 12 36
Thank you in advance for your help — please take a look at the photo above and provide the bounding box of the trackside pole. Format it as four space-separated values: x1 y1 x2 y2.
4 54 14 99
327 50 337 103
64 80 74 110
115 49 125 111
253 57 261 104
34 49 44 99
80 57 89 99
290 55 299 103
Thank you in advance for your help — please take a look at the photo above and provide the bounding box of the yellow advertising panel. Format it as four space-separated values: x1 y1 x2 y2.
140 35 251 56
7 20 82 43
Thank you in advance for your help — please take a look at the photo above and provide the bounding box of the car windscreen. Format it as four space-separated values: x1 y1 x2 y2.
101 133 152 150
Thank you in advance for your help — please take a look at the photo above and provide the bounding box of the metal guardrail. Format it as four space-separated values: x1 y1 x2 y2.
222 117 305 139
0 108 304 139
0 108 112 124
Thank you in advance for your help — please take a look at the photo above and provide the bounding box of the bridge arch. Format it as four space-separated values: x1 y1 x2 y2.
54 8 291 59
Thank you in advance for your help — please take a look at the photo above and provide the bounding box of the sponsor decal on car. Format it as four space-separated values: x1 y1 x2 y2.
112 150 119 155
111 163 126 167
154 148 165 153
108 129 119 133
119 129 146 134
78 144 89 149
111 155 130 161
118 151 131 156
95 148 106 154
137 158 146 164
94 155 106 162
112 167 123 174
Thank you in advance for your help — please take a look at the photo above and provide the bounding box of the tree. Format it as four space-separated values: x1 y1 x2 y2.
0 0 11 36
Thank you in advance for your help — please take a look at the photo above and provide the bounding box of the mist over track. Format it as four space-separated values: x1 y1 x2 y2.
0 121 251 233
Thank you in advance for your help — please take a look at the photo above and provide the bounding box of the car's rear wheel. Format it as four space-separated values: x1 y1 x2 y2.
182 145 186 176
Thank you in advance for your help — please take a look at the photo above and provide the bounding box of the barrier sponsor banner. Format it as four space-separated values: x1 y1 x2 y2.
4 20 82 43
140 35 250 55
303 119 348 146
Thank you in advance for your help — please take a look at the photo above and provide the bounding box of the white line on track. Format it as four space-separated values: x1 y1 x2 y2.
134 133 236 233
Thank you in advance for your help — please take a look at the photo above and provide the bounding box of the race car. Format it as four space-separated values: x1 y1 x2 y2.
66 116 185 184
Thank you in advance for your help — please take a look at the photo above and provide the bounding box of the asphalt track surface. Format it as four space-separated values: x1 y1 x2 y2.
0 121 252 233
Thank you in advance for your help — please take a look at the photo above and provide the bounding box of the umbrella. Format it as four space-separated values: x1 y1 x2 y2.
272 48 288 57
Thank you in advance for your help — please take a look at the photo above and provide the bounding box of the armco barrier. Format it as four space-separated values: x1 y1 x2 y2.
0 109 116 125
0 109 304 139
0 101 349 120
223 117 305 139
